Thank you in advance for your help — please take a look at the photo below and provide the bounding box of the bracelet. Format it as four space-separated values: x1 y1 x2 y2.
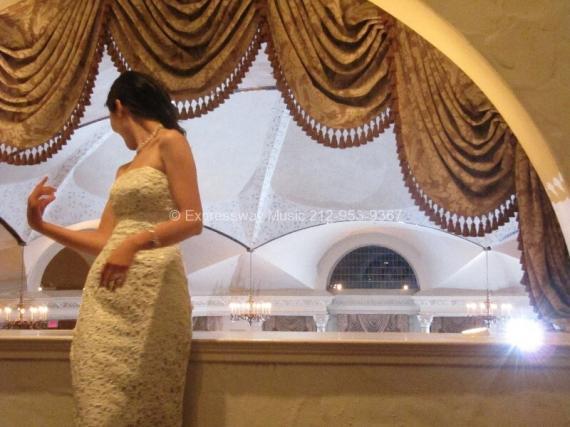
148 227 161 248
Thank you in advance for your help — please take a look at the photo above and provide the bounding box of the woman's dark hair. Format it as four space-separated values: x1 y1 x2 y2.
105 71 185 135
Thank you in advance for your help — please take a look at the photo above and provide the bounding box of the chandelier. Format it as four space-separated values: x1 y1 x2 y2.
229 249 271 326
465 247 513 330
2 303 49 329
1 242 50 329
466 289 513 328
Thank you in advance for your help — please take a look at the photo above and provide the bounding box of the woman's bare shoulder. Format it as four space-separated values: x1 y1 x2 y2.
158 129 192 152
115 162 132 178
157 129 195 174
159 128 187 141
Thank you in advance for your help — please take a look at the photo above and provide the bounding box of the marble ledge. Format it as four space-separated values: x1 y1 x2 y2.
1 330 570 368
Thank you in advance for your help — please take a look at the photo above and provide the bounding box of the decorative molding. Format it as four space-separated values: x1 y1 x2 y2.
412 294 535 317
191 295 333 316
1 291 535 322
329 294 418 315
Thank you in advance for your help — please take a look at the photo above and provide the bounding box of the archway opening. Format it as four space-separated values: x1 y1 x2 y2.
40 247 92 291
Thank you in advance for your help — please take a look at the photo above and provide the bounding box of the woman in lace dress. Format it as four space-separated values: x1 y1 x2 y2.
27 71 203 426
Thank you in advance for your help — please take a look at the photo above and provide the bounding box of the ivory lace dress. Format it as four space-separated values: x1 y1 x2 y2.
70 166 192 426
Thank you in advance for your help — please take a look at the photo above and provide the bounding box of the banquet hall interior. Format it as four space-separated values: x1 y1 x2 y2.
1 0 569 426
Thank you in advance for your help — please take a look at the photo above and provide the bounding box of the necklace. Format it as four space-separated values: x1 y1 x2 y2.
136 124 164 154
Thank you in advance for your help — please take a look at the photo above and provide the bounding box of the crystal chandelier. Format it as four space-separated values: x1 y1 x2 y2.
466 289 513 328
2 303 49 329
229 250 271 326
465 247 513 329
1 242 50 329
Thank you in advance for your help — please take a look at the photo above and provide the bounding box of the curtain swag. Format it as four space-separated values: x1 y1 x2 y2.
515 145 570 322
0 0 107 164
1 0 395 163
264 0 393 148
389 20 517 237
1 1 569 320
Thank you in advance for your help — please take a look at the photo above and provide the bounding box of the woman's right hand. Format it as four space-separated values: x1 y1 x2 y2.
27 176 57 231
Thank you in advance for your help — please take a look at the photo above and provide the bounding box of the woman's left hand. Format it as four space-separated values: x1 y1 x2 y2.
99 240 138 291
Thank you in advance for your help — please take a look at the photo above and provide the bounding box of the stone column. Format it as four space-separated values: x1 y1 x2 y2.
249 319 264 331
417 314 434 334
313 314 330 332
326 314 338 332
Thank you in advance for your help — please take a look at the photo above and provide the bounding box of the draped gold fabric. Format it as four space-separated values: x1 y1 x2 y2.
0 0 106 163
265 0 392 147
431 317 485 333
107 0 262 118
336 314 409 332
0 0 395 161
391 22 517 236
262 316 317 332
515 145 570 320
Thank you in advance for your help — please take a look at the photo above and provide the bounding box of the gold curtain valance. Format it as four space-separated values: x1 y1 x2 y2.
107 0 262 118
265 0 392 148
390 22 516 236
0 0 106 163
0 0 394 163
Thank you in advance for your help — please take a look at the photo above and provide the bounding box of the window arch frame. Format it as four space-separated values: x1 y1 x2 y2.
327 244 420 292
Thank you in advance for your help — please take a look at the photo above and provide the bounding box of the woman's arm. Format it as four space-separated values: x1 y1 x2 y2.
125 131 204 251
27 167 125 256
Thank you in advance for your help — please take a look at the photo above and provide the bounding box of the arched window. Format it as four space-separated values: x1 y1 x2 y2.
329 246 418 290
41 247 93 290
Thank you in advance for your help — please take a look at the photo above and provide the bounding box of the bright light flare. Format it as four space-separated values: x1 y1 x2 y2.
506 318 544 352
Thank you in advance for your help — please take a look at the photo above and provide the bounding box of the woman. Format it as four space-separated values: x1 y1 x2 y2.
27 71 203 426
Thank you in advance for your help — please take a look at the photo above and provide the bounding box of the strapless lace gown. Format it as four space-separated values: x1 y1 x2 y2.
70 166 192 426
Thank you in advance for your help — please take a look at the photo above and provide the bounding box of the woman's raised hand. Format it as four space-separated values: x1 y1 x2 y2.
27 176 57 231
